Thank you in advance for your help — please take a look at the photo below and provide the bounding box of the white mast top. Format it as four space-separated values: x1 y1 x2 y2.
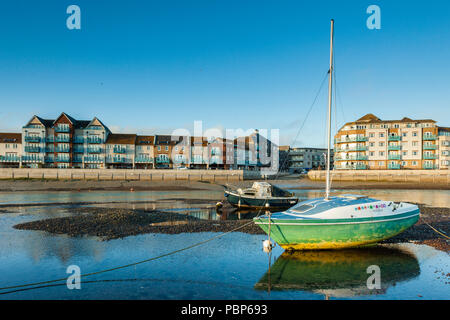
325 19 334 200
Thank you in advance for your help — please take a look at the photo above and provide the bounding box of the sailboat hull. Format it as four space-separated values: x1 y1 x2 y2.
254 209 419 250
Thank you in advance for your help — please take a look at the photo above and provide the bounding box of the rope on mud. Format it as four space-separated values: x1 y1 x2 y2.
423 221 450 240
0 71 329 295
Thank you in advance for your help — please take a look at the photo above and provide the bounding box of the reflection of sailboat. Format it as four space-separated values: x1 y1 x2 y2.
254 246 420 298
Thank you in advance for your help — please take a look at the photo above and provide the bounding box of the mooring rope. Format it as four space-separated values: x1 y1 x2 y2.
423 221 450 240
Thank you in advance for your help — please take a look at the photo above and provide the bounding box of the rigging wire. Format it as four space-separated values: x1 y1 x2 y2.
0 71 331 295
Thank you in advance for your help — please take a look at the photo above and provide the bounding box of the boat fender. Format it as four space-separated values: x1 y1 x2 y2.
263 239 274 253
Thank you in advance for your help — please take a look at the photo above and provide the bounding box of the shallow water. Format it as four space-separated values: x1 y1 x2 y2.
0 190 448 300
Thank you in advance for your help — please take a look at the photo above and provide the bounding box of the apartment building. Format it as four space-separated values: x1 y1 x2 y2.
0 112 280 171
334 114 448 170
288 147 332 173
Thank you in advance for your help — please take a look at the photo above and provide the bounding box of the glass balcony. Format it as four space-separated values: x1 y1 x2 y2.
0 155 20 162
113 147 127 154
112 158 130 163
423 154 437 159
423 134 437 140
87 137 102 144
54 127 70 133
72 158 83 163
423 144 437 150
55 158 70 163
135 157 153 163
335 136 368 143
156 157 170 163
46 137 54 143
24 146 42 153
44 158 54 163
24 136 41 142
55 136 70 143
73 137 84 144
388 135 401 141
22 156 43 162
87 148 102 153
55 147 70 153
423 163 438 169
73 148 84 153
388 154 401 160
388 163 401 169
388 145 401 151
85 157 103 163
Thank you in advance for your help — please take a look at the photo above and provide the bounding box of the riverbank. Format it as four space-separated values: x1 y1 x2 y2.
13 204 449 252
1 176 450 192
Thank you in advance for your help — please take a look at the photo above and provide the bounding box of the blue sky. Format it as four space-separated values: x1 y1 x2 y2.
0 0 449 147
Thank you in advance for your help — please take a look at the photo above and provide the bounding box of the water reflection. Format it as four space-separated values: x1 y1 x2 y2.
255 247 420 298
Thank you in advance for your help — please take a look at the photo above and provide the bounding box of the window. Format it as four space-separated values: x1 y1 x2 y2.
402 132 407 137
370 151 374 156
378 161 384 166
370 142 374 147
158 146 161 151
413 132 417 137
379 151 384 156
369 133 375 138
403 151 407 156
412 151 418 156
402 161 406 166
165 146 169 151
412 141 418 146
412 161 417 165
379 142 385 147
379 133 384 138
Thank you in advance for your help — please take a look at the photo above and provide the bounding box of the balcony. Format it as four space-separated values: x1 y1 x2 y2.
113 147 126 154
54 127 70 133
335 136 368 143
55 136 70 143
87 148 102 153
156 157 170 164
336 146 368 152
423 134 437 140
335 164 367 170
73 137 84 144
423 154 437 159
0 155 20 162
25 146 43 153
388 145 401 151
135 157 153 163
56 147 70 153
388 154 401 160
73 148 84 153
423 163 438 169
44 158 54 163
72 158 83 163
22 156 43 163
388 163 401 169
85 157 103 163
423 144 437 150
46 137 54 143
24 136 41 143
87 137 102 144
388 135 402 141
55 158 70 163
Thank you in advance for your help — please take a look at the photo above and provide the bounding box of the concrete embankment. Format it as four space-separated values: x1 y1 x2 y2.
0 168 263 182
308 169 450 184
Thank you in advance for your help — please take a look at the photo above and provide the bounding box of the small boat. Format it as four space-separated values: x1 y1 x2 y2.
224 182 298 210
253 20 420 250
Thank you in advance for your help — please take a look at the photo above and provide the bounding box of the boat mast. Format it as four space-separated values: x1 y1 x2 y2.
325 19 334 200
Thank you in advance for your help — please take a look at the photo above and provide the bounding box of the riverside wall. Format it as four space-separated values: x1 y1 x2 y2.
0 168 264 182
308 169 450 184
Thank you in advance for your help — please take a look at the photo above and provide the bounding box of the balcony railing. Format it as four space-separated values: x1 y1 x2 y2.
73 137 84 144
87 148 102 153
54 127 70 133
55 136 70 143
111 157 130 163
388 145 401 151
87 137 102 144
156 157 170 163
55 158 70 163
335 155 368 161
85 157 103 163
24 146 42 153
73 148 84 153
388 163 401 169
423 144 437 150
72 158 83 163
388 154 401 160
388 135 402 141
0 155 20 162
135 157 153 163
56 147 70 153
24 136 42 142
423 134 437 140
423 163 438 169
46 137 54 143
335 136 368 143
44 158 54 163
336 146 368 152
22 156 43 163
423 154 437 159
113 147 127 154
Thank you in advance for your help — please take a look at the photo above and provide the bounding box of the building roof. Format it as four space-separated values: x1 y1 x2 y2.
348 113 436 125
154 135 184 145
106 133 137 144
136 135 155 145
0 132 21 143
25 113 110 131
